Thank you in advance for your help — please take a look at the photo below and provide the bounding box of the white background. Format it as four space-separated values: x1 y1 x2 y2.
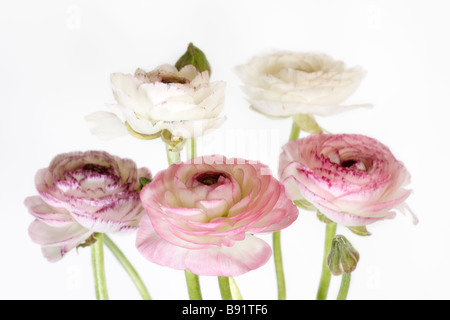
1 0 449 300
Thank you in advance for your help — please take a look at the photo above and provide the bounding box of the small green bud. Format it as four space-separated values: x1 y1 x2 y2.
327 235 360 276
138 177 152 192
327 239 342 276
175 42 212 75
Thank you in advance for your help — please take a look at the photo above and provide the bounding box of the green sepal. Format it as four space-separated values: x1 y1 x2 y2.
138 177 152 192
76 233 98 250
347 226 372 237
175 42 211 75
161 129 186 152
125 122 161 140
293 199 316 211
316 210 334 224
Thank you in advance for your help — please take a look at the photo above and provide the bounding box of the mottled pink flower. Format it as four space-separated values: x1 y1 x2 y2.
137 155 299 276
25 151 151 262
279 134 414 227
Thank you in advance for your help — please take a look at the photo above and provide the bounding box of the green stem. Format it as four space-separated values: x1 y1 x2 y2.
316 223 337 300
272 121 301 300
184 270 203 300
337 273 351 300
229 277 243 300
165 142 203 300
103 234 151 300
289 121 301 141
218 277 233 300
187 138 196 160
183 139 203 300
273 231 286 300
166 143 181 164
91 233 109 300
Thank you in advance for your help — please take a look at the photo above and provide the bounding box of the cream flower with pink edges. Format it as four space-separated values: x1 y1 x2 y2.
279 134 414 227
136 155 299 276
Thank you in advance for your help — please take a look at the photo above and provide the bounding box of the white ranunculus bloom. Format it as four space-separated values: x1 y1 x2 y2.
85 64 226 143
235 51 370 118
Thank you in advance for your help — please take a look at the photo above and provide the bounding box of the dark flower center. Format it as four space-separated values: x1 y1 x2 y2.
341 160 357 168
196 172 228 186
82 164 111 175
159 75 189 84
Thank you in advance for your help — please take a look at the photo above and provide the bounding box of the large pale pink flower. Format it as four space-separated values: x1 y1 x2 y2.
137 155 299 276
279 134 414 227
25 151 151 262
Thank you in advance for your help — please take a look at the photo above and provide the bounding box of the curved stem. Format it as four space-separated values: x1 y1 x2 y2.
316 223 337 300
184 270 203 300
218 277 232 300
91 233 109 300
273 231 286 300
337 273 351 300
103 234 151 300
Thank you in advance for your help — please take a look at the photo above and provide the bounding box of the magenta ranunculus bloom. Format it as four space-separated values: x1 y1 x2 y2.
25 151 151 262
137 155 299 276
279 134 414 227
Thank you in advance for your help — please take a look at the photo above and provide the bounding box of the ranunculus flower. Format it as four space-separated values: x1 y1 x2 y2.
136 155 299 276
85 64 226 145
25 151 151 262
235 51 369 118
278 134 415 227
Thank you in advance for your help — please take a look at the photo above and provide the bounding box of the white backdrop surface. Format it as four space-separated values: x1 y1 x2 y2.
1 0 449 300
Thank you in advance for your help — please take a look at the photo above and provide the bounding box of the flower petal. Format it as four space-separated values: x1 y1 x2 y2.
24 196 73 227
136 215 272 276
84 111 128 140
251 99 372 117
28 219 92 262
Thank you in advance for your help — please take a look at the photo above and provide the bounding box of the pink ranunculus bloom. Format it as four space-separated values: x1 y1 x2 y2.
25 151 151 262
136 155 299 276
279 134 415 227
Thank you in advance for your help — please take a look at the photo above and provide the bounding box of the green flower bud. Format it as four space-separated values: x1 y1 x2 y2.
327 235 360 276
175 42 212 75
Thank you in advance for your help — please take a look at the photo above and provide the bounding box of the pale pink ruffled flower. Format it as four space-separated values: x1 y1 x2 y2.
279 134 415 227
25 151 151 262
136 155 299 276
